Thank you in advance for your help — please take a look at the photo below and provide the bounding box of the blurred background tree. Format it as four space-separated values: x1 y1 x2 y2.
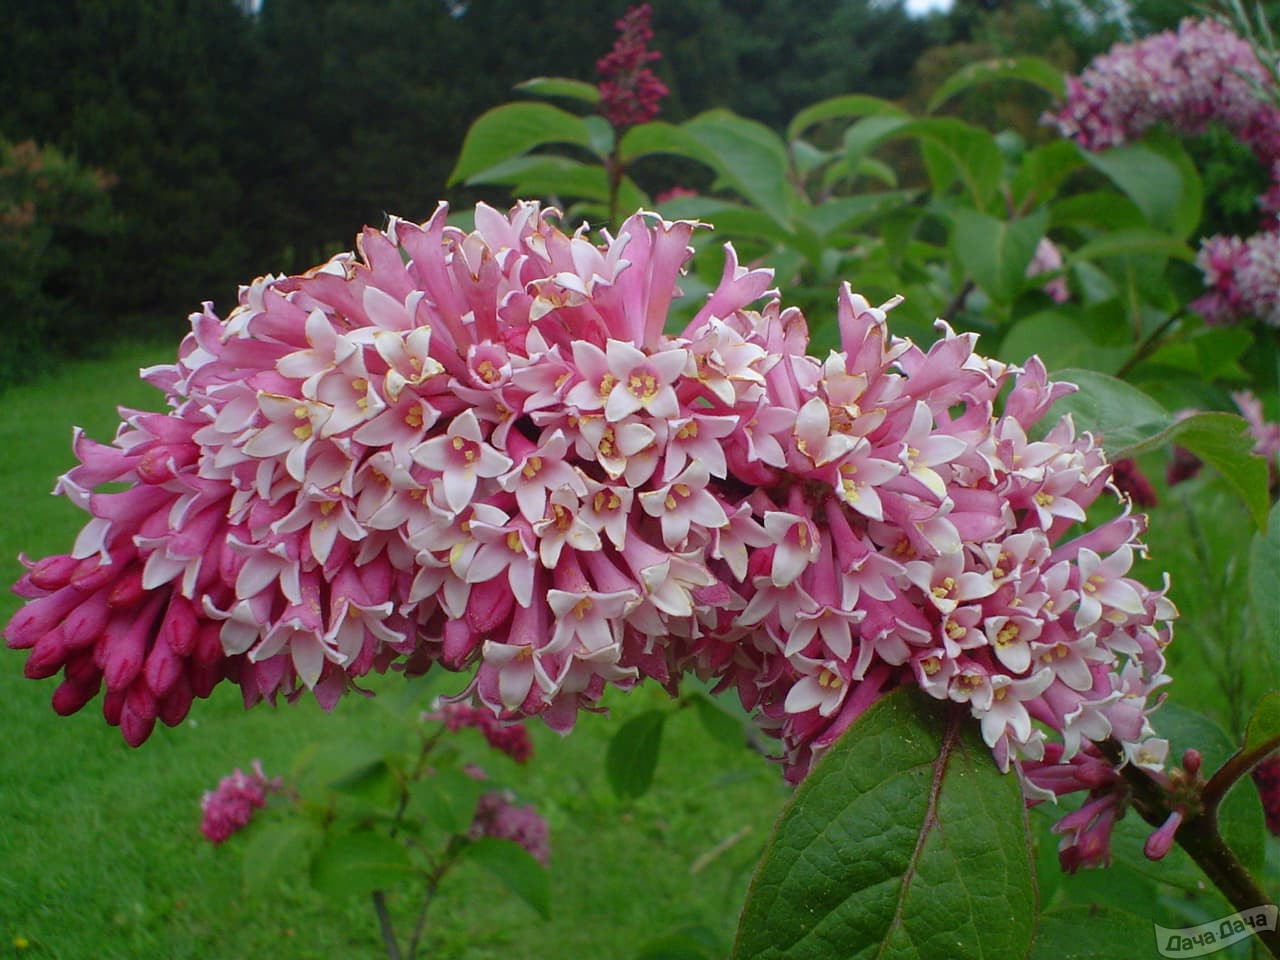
4 0 1269 389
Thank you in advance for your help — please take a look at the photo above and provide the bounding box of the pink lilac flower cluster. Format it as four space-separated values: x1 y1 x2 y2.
1047 18 1280 162
4 201 1176 872
596 4 668 130
469 790 550 865
199 760 279 844
425 700 534 763
1191 232 1280 327
1049 18 1280 328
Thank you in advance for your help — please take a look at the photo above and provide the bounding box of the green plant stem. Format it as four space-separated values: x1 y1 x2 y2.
407 854 457 960
1203 734 1280 810
1113 309 1183 379
1100 739 1279 957
606 150 623 230
373 890 403 960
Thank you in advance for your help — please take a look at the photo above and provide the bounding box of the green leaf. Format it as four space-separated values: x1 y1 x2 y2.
514 76 600 104
998 311 1127 374
449 103 591 185
309 830 414 897
1163 413 1270 530
1012 140 1085 209
458 155 610 202
841 116 912 172
327 758 398 806
407 768 486 836
1066 229 1193 265
681 111 792 227
634 926 724 960
731 689 1035 960
950 207 1048 303
1028 906 1152 960
927 57 1065 113
1083 145 1186 234
1240 690 1280 760
1045 368 1168 451
800 191 916 238
787 94 905 142
692 693 744 749
461 836 550 919
242 820 321 894
606 709 668 799
910 118 1003 209
1250 506 1280 643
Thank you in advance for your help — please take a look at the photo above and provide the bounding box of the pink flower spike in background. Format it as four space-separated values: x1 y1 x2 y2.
199 760 279 844
596 4 668 130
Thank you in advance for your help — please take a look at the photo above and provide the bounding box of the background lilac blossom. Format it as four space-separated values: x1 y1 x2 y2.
1049 17 1280 328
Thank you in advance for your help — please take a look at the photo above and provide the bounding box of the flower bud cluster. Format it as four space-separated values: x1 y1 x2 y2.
596 4 667 130
5 201 1176 871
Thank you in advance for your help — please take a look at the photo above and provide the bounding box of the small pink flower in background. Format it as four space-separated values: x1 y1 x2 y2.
1109 458 1158 507
1233 389 1280 464
654 186 698 205
596 4 668 130
1026 237 1069 304
1253 754 1280 835
426 701 534 764
469 791 550 865
199 760 279 845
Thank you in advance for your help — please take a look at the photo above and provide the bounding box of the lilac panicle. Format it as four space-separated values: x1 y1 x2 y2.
6 200 1178 873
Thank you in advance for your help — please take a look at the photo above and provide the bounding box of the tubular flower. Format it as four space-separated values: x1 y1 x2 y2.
6 201 1175 871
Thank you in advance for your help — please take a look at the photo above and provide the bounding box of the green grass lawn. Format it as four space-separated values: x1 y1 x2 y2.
0 343 788 959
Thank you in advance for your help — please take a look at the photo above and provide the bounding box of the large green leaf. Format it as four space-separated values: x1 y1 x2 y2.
514 76 600 104
1066 229 1193 265
927 57 1065 113
407 768 486 837
1161 413 1269 530
732 690 1035 960
242 819 322 894
606 709 668 799
457 155 611 202
681 110 792 227
950 207 1048 304
998 312 1127 374
840 117 1001 209
1249 507 1280 644
1028 906 1151 960
1011 141 1085 209
1046 368 1169 452
1048 372 1269 527
1083 145 1186 235
1240 690 1280 761
461 836 551 919
309 830 415 897
449 103 591 185
787 94 905 142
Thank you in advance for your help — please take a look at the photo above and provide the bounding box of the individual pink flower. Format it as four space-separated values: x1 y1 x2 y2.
1026 237 1069 303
